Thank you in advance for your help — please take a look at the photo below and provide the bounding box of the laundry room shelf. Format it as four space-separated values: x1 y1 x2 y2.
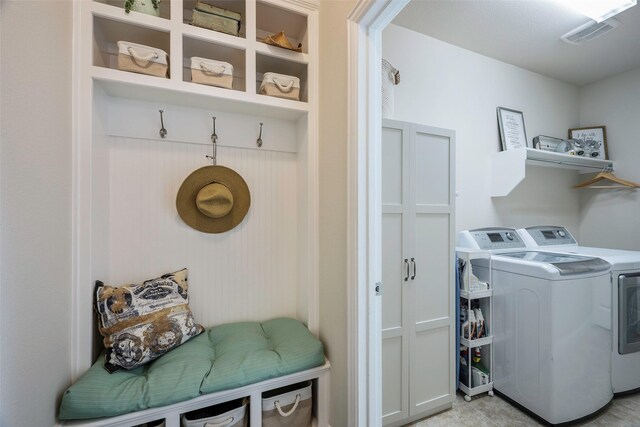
491 147 615 197
459 382 494 400
460 289 492 299
461 336 493 348
457 249 494 401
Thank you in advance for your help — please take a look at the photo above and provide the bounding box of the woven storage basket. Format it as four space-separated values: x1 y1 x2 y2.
190 57 233 89
181 398 248 427
117 41 168 78
259 72 300 101
262 381 312 427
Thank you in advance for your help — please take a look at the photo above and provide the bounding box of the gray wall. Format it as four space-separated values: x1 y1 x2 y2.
578 66 640 250
0 1 73 425
318 1 356 426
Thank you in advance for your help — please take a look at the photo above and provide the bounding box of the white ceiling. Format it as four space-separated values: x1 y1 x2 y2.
392 0 640 86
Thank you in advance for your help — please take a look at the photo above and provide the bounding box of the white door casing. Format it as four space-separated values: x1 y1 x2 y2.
346 1 411 425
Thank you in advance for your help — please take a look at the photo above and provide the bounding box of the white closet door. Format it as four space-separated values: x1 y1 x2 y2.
409 125 455 416
381 123 410 425
382 120 455 426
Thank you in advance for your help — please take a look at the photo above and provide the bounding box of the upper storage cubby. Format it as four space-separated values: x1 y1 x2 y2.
93 0 172 20
183 0 246 39
256 53 307 102
183 35 246 91
93 15 170 74
256 1 308 54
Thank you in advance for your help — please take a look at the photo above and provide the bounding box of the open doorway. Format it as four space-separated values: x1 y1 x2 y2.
349 0 640 425
347 2 457 426
346 1 410 426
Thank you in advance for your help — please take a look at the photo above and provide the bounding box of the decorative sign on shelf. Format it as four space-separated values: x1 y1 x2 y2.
568 126 608 160
497 107 528 151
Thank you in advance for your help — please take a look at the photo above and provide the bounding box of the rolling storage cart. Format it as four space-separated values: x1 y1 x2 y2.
457 250 494 402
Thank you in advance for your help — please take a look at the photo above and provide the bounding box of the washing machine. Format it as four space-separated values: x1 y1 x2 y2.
518 225 640 395
458 228 613 425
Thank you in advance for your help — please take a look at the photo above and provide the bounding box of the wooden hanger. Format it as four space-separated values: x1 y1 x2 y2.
573 171 640 189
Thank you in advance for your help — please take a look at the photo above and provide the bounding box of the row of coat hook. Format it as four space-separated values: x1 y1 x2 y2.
157 110 265 149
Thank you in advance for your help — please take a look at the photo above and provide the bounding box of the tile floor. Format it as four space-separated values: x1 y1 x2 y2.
408 391 640 426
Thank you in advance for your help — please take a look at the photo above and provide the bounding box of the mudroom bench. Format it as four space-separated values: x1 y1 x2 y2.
59 318 329 427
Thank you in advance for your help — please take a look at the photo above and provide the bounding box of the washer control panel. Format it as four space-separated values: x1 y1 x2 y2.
524 226 576 247
458 228 527 250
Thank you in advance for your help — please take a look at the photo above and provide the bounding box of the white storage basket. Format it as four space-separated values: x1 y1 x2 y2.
259 72 300 101
117 41 168 78
181 398 248 427
190 57 234 89
262 381 312 427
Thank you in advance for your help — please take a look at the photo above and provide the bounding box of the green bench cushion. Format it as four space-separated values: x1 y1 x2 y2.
59 318 324 420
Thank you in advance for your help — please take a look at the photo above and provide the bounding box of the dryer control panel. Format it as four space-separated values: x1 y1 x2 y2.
458 228 527 250
522 226 577 247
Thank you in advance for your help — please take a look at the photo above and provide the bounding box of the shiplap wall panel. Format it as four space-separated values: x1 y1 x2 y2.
296 118 309 325
107 136 299 327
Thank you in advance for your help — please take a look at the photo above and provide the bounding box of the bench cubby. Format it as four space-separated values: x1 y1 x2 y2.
63 361 330 427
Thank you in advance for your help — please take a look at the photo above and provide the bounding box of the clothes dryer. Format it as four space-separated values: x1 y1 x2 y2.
518 225 640 395
458 228 613 425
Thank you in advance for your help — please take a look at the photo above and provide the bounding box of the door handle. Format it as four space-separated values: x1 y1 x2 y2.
411 258 416 280
404 259 409 281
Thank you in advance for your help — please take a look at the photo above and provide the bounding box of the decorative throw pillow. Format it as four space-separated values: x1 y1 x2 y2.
95 268 204 373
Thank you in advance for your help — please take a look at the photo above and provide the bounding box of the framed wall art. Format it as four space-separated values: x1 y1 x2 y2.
497 107 528 150
568 126 608 160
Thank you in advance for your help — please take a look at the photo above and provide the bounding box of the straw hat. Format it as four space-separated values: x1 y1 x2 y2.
176 165 250 233
262 31 302 52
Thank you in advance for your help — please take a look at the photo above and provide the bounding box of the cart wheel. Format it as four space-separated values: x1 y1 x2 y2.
488 390 494 397
464 395 471 402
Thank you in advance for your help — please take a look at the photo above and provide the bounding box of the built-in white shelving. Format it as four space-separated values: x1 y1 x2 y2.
88 0 313 118
491 147 615 197
72 0 323 425
92 65 309 119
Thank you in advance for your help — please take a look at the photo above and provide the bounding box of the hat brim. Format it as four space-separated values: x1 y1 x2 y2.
262 35 303 52
176 165 250 233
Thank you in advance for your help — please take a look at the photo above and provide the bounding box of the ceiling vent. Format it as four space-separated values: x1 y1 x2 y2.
561 18 620 45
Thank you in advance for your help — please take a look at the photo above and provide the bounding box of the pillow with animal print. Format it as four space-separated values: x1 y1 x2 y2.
95 268 204 372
